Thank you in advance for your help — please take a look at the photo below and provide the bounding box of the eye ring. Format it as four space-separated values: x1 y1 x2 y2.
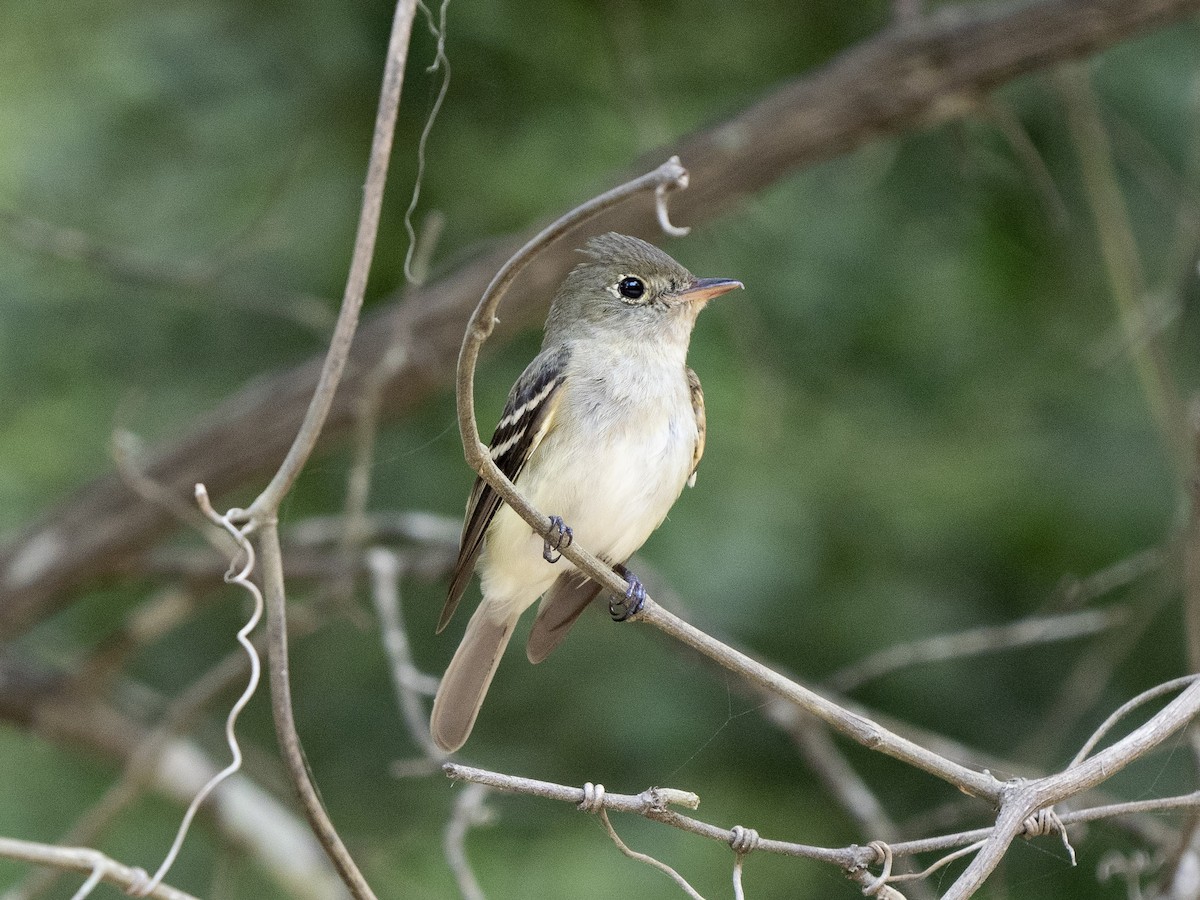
617 276 645 300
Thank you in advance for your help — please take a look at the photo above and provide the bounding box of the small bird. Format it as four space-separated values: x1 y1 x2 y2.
430 232 742 752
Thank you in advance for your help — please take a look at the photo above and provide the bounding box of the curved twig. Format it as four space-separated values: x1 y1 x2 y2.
598 808 707 900
134 487 264 898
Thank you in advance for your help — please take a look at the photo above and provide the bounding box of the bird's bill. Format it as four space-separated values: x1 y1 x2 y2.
674 277 744 305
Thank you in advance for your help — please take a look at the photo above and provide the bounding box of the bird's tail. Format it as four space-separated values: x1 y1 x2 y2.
430 603 516 752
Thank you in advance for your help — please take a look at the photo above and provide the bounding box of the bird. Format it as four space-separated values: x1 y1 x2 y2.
430 232 743 752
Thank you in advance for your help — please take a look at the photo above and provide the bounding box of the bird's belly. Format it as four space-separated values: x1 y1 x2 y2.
478 405 695 616
548 422 692 559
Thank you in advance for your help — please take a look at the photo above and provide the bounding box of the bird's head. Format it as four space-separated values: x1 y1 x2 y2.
544 232 742 346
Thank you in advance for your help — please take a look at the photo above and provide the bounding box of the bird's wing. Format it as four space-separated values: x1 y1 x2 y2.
686 366 705 488
438 345 571 632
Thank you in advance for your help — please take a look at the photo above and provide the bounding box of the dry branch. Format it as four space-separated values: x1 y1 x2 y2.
3 0 1198 637
0 838 198 900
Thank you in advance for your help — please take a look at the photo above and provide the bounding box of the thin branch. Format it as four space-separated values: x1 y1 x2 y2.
402 0 451 284
1054 545 1164 609
337 215 447 602
982 97 1069 229
127 511 459 586
366 548 445 760
788 724 937 900
0 208 335 334
1072 675 1200 766
870 790 1200 865
1019 552 1180 762
645 602 1004 804
0 652 344 900
442 782 492 900
131 488 264 899
827 608 1126 693
446 763 1200 894
441 629 1200 897
444 763 852 867
8 650 251 900
258 520 378 900
597 809 707 900
111 429 232 555
0 838 197 900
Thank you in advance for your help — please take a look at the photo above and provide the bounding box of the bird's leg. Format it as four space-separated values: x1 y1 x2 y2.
609 563 646 621
543 515 573 563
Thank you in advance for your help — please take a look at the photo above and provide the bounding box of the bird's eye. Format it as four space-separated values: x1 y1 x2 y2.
617 276 645 300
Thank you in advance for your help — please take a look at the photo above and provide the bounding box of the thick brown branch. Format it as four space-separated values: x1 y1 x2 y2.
3 0 1198 637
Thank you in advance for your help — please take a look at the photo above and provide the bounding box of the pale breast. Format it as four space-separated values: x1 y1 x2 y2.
477 356 697 614
535 360 696 557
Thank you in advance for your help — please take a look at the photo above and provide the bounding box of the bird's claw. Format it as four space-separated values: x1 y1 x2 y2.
543 515 573 564
610 568 645 622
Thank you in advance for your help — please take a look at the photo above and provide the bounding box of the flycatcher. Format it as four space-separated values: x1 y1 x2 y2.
431 232 742 752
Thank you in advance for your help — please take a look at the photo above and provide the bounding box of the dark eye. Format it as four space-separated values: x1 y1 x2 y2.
617 276 645 300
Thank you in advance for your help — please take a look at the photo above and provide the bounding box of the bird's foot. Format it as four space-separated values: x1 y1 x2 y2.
609 566 646 622
543 515 573 564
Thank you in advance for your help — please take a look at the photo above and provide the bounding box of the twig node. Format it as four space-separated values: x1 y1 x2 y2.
578 782 606 814
124 866 152 897
729 825 760 856
1022 807 1076 866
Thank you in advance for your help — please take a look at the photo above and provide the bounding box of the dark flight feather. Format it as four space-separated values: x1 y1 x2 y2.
437 344 571 632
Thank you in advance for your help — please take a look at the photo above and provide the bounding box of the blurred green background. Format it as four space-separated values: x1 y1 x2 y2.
2 0 1199 897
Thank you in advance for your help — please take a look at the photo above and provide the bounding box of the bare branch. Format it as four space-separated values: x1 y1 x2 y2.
366 548 445 760
0 208 335 334
258 520 378 900
0 838 197 900
643 602 1005 802
0 648 346 900
442 782 492 900
445 767 1200 897
444 763 852 867
787 725 938 900
597 808 706 900
1072 675 1200 766
216 4 421 899
827 608 1126 693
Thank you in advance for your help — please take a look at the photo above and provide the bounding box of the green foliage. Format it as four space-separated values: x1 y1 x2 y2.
1 0 1197 897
